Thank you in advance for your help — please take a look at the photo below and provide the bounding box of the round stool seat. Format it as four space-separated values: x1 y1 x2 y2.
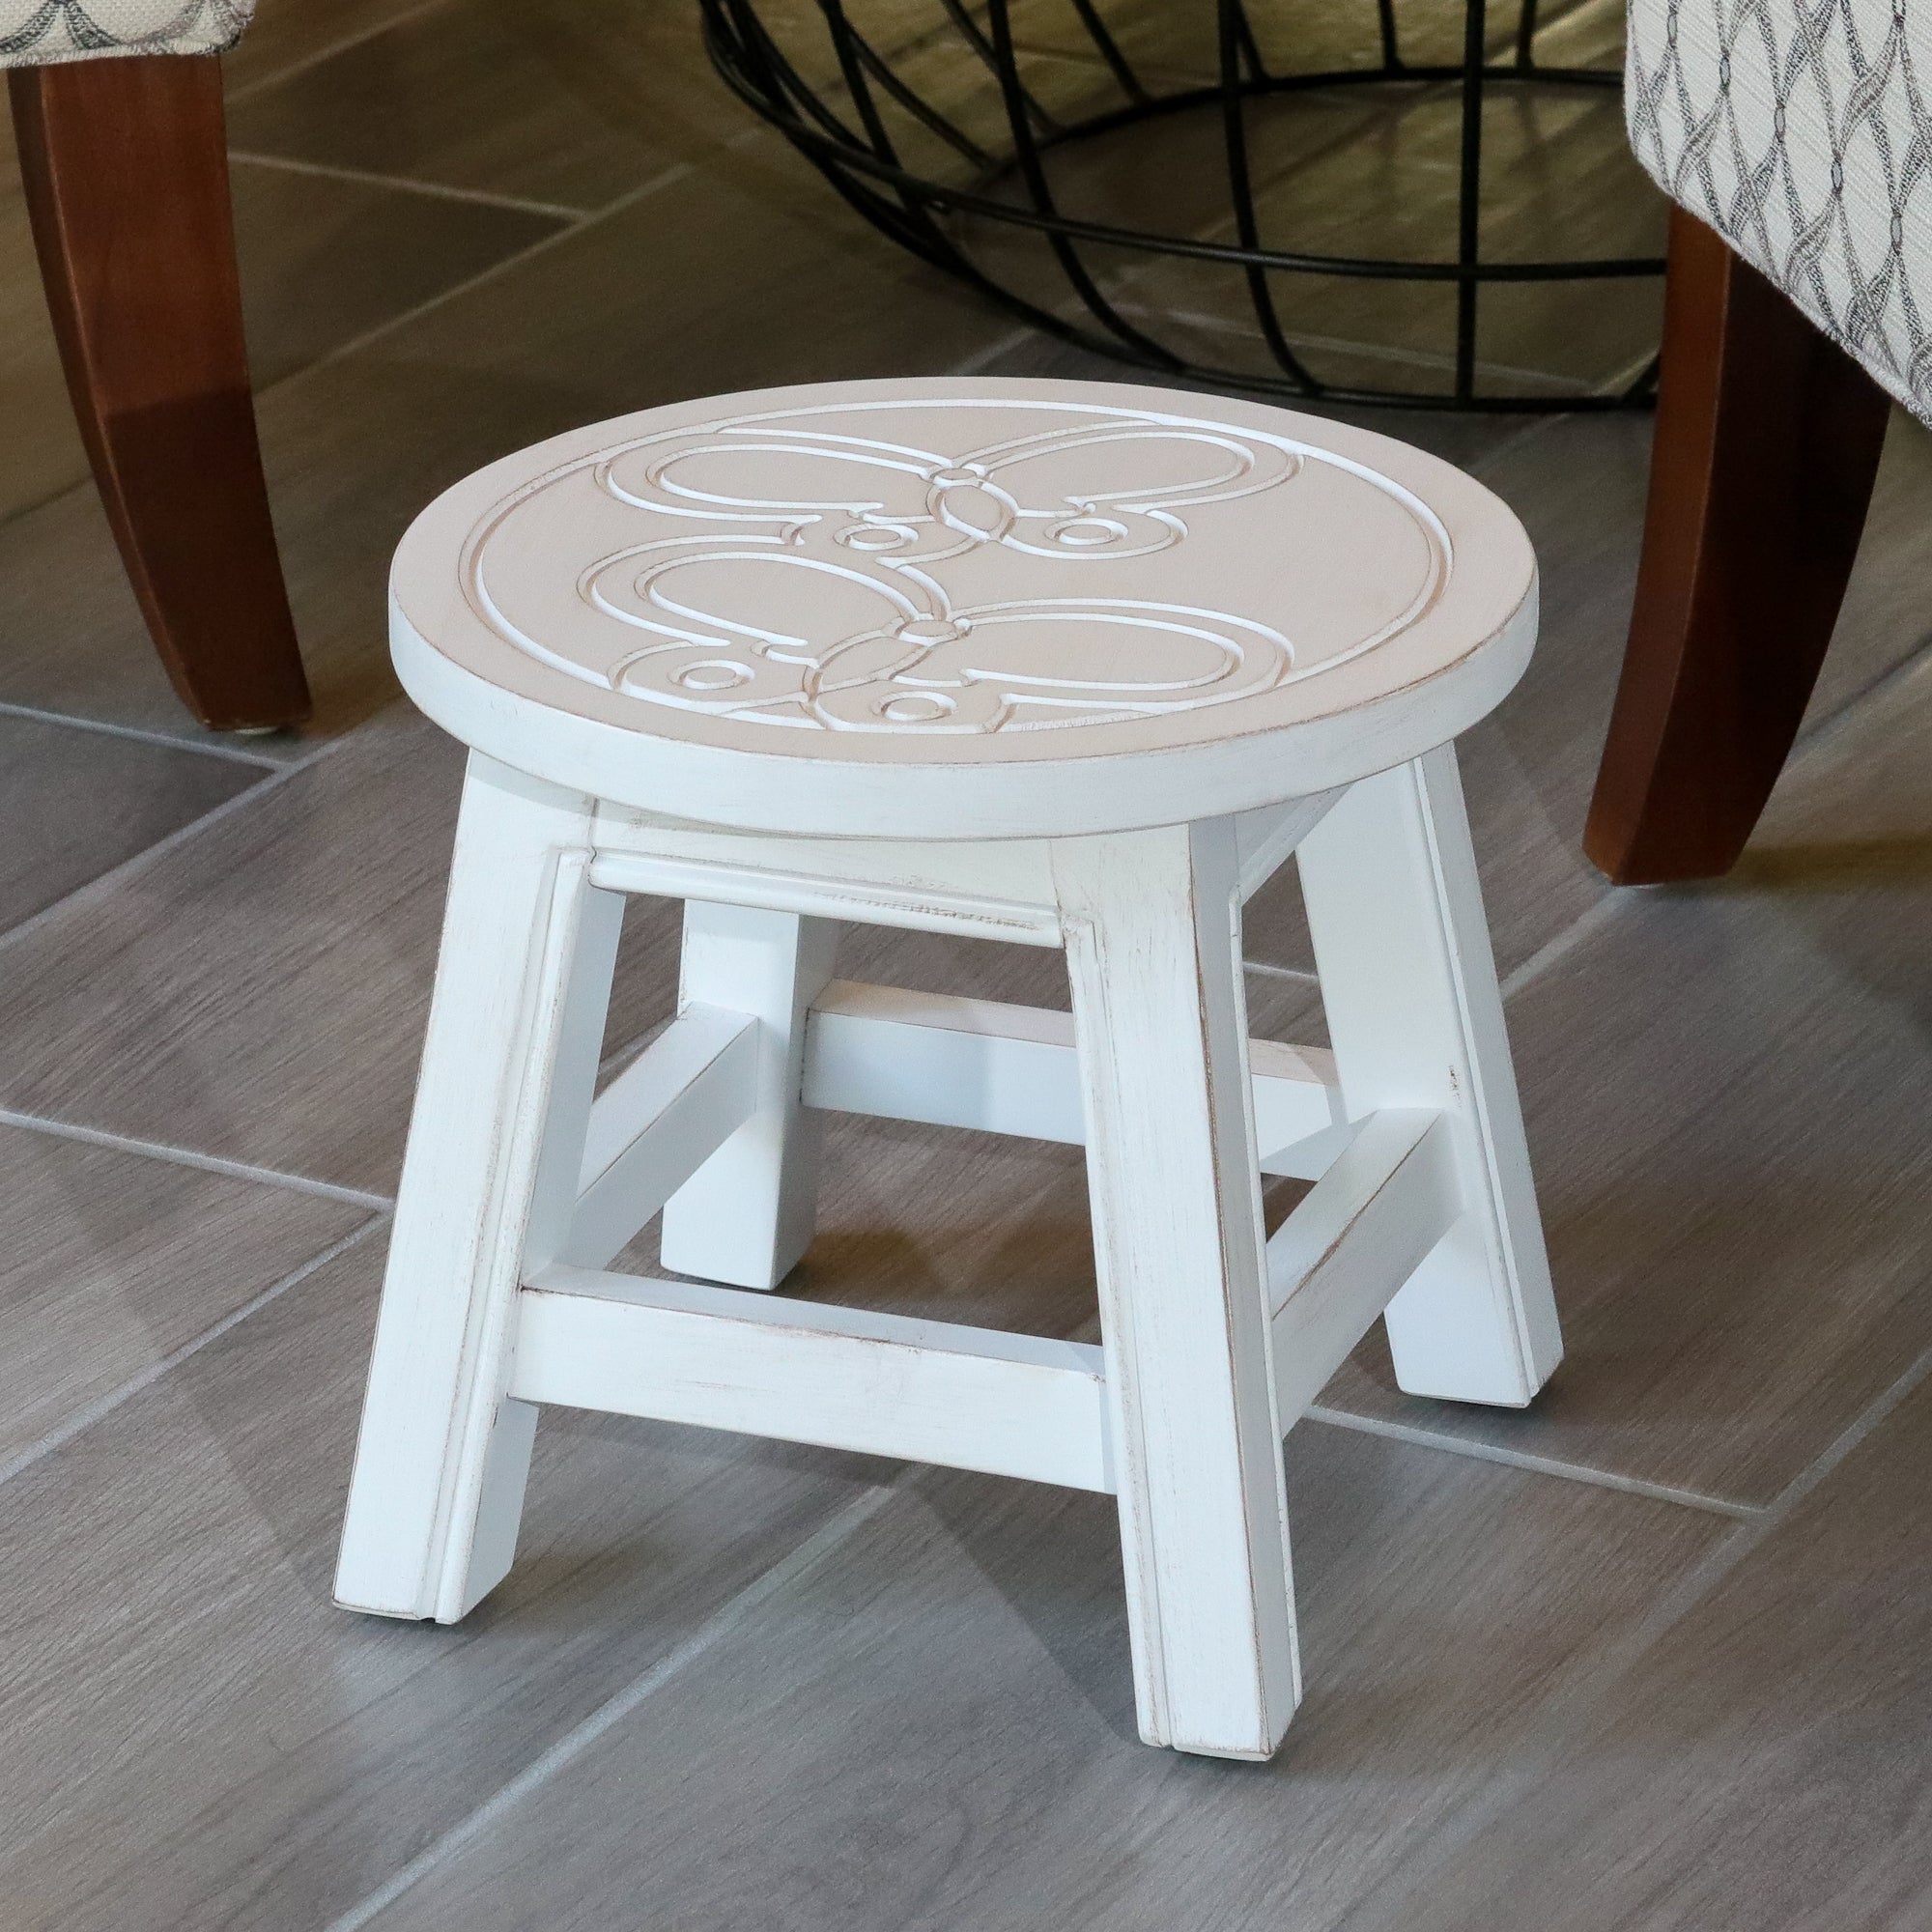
391 377 1536 839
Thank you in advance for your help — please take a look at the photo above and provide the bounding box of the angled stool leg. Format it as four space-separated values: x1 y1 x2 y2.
1056 820 1298 1759
1295 748 1561 1406
659 902 839 1291
335 754 623 1622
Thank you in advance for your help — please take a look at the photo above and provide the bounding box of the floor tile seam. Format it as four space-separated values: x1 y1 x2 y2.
0 143 720 559
1105 296 1614 394
222 0 461 103
1329 1337 1932 1930
0 1214 384 1494
1300 1403 1764 1519
247 137 759 403
1244 958 1321 984
1037 242 1630 391
1495 886 1625 1004
1777 618 1932 781
323 1478 905 1932
1758 1335 1932 1521
226 150 589 222
0 698 287 768
0 1106 396 1212
1463 407 1575 479
1330 1504 1766 1932
0 757 303 963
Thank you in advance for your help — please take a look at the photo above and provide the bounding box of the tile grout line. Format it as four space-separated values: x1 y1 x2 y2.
0 679 358 963
1335 1336 1932 1930
0 699 290 768
0 102 738 554
1780 614 1932 773
1108 302 1609 394
0 1107 395 1212
222 0 459 102
0 1216 385 1494
0 757 307 962
325 1480 905 1932
227 150 590 223
1301 1404 1764 1520
1465 407 1577 482
1761 1333 1932 1518
1244 958 1321 985
238 148 723 399
1496 886 1626 1002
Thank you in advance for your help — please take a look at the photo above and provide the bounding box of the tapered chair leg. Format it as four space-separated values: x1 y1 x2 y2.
1583 208 1890 884
1056 821 1299 1760
658 902 839 1292
1297 750 1562 1408
11 54 310 732
335 756 621 1623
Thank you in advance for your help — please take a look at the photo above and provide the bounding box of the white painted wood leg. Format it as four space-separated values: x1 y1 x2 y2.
658 901 840 1291
1055 819 1299 1760
1295 747 1562 1406
334 753 623 1622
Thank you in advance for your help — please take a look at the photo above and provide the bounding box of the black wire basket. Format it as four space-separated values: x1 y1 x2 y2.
700 0 1666 410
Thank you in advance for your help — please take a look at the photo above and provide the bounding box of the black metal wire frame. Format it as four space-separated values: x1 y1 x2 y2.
702 0 1666 411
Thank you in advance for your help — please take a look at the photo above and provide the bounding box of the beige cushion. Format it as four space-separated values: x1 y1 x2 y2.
0 0 251 65
1628 0 1932 424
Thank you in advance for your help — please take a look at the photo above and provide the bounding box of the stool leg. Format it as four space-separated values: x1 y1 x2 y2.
659 901 839 1291
1295 748 1562 1406
335 754 623 1622
1055 820 1298 1760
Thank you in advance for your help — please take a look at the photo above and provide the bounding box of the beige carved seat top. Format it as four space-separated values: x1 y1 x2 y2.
391 378 1537 838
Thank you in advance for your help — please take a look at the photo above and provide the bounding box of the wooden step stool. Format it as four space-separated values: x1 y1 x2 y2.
334 377 1562 1761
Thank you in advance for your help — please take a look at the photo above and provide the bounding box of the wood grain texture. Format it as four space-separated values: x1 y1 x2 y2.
0 1232 893 1932
11 56 310 730
352 1431 1721 1932
0 154 1019 746
1340 1374 1932 1932
0 713 686 1196
1057 821 1297 1755
0 709 259 934
1585 208 1894 884
0 1124 365 1466
0 88 560 535
1321 865 1932 1503
335 759 623 1622
659 904 839 1291
224 0 742 211
1299 751 1561 1406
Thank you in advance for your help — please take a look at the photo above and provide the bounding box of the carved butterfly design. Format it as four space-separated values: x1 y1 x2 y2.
572 412 1304 733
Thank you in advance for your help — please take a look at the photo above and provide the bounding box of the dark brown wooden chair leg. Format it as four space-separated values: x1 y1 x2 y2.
10 54 310 732
1583 207 1891 884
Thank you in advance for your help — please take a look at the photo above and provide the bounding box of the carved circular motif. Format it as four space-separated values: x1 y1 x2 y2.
459 395 1452 739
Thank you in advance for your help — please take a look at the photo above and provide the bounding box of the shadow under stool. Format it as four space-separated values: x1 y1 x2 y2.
333 377 1563 1762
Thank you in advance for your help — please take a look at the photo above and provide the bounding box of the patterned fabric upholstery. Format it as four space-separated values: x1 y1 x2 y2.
0 0 251 65
1628 0 1932 422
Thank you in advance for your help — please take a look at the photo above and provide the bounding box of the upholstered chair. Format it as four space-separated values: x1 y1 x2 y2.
1588 0 1928 880
5 1 309 729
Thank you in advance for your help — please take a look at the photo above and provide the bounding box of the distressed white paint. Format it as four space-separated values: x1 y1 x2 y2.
334 753 622 1622
564 1007 757 1269
801 980 1348 1178
390 378 1538 839
658 902 839 1292
341 375 1559 1762
1295 749 1562 1406
1267 1109 1460 1424
1055 820 1299 1758
517 1265 1111 1492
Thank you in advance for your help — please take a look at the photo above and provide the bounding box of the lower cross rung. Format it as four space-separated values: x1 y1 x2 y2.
514 1263 1114 1492
803 980 1351 1178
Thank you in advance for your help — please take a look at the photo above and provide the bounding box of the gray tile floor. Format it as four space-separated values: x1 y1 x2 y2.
3 2 1931 1926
